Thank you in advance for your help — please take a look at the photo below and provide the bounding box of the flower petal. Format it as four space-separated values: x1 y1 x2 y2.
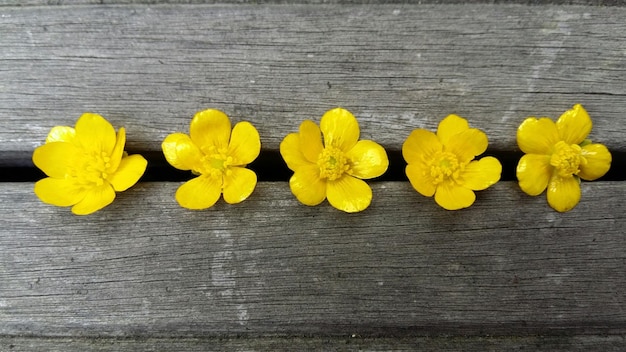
320 107 360 152
326 175 372 213
299 120 323 163
546 174 581 212
223 167 257 204
71 184 116 215
75 113 117 154
108 127 126 172
437 114 469 147
108 154 147 192
32 142 79 178
228 121 261 166
34 178 86 207
445 128 488 163
346 140 389 179
579 143 611 181
516 154 552 196
461 156 502 191
289 164 327 206
556 104 592 145
162 133 204 171
175 175 222 210
434 182 476 210
405 162 436 197
46 126 75 144
280 133 310 171
402 129 442 165
517 117 559 154
190 109 231 151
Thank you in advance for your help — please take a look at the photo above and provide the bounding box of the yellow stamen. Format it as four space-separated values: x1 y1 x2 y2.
550 141 586 177
429 151 464 185
199 146 233 179
71 151 113 186
317 146 351 181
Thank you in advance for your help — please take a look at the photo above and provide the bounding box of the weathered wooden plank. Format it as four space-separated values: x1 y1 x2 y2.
1 4 625 156
1 181 624 336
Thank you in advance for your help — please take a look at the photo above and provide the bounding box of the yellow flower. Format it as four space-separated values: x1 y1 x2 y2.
280 108 388 213
162 109 260 210
403 114 502 210
516 104 611 212
32 113 148 215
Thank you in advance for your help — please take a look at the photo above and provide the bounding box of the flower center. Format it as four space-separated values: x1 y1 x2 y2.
429 151 463 185
317 146 351 181
200 146 233 179
550 141 586 177
72 151 112 186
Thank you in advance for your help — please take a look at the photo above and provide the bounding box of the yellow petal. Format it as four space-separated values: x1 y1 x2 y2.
402 129 442 165
326 175 372 213
108 127 126 172
299 120 323 163
579 143 611 181
289 164 327 206
546 174 581 212
346 140 389 179
228 121 260 165
34 178 86 207
46 126 75 144
32 142 79 178
108 154 147 192
405 163 436 197
75 113 117 154
175 175 222 210
190 109 231 151
556 104 592 145
434 182 476 210
71 184 116 215
516 153 552 196
461 156 502 191
517 117 559 154
223 167 257 204
280 133 311 171
445 128 488 163
320 107 360 152
437 114 469 147
162 133 204 171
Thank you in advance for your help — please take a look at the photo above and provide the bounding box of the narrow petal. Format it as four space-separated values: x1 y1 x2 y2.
108 154 148 192
190 109 231 151
402 129 442 165
437 114 469 147
280 133 311 171
32 142 79 178
299 120 323 163
34 178 86 207
289 164 327 206
556 104 592 145
71 184 116 215
517 117 559 154
75 113 117 154
546 174 581 212
326 175 372 213
175 175 222 210
434 182 476 210
445 128 488 163
320 108 360 152
516 154 552 196
46 126 75 144
223 167 257 204
579 143 611 181
346 140 389 179
108 127 126 172
228 121 261 166
461 156 502 191
405 163 436 197
162 133 204 171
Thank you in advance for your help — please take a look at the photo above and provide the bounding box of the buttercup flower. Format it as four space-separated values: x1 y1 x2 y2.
280 108 388 213
403 114 501 210
32 113 147 215
162 109 260 209
516 104 611 212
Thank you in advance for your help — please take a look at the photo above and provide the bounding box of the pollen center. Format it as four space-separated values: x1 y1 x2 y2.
317 146 350 181
550 141 586 177
429 151 463 185
200 146 233 179
73 151 112 186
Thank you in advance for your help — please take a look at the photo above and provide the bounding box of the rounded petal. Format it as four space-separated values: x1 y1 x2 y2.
556 104 592 145
162 133 204 171
34 178 86 207
280 133 311 171
517 117 559 154
223 167 257 204
579 143 611 181
320 107 360 152
405 163 436 197
326 175 372 213
546 174 581 212
32 142 79 178
75 113 117 154
289 164 327 206
461 156 502 191
71 184 116 215
46 126 75 144
175 175 222 210
190 109 231 151
402 129 442 165
346 140 389 179
299 120 323 163
437 114 469 147
445 128 488 163
108 154 147 192
108 127 126 172
228 121 261 166
434 182 476 210
516 154 552 196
